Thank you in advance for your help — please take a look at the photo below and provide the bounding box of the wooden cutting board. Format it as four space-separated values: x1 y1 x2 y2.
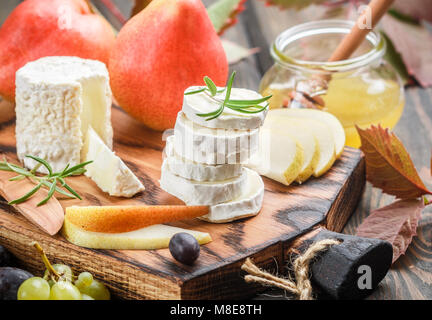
0 102 365 299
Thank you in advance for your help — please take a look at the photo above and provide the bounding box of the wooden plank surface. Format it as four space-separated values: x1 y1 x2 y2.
1 0 431 300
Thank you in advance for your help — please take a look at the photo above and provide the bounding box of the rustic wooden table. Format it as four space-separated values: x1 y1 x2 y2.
1 0 431 300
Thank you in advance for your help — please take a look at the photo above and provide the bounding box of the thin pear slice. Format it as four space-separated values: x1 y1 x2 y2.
267 108 346 158
247 126 304 186
263 117 320 183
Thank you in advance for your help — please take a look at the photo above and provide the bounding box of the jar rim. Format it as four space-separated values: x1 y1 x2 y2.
271 19 386 73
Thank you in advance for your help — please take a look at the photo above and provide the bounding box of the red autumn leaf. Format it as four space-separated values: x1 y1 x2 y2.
356 199 424 263
357 125 432 199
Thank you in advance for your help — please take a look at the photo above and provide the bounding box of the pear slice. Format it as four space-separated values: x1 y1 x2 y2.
62 219 211 250
263 118 320 183
247 126 304 186
267 108 346 158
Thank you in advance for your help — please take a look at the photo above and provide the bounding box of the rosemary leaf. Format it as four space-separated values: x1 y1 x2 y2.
25 155 53 176
184 87 206 95
227 95 272 106
40 180 75 199
62 161 93 177
58 178 82 200
37 179 57 206
204 76 217 96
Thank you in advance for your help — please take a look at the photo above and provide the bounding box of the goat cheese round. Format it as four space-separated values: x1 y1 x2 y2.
160 161 248 205
182 86 268 130
164 136 242 182
200 167 264 223
173 112 259 165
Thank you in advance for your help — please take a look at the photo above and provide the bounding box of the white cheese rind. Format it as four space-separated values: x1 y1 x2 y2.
160 161 248 205
200 168 264 223
183 86 268 129
82 127 144 197
173 112 259 165
15 56 113 173
164 136 242 182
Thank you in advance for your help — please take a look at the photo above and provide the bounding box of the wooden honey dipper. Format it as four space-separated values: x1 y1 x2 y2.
290 0 395 109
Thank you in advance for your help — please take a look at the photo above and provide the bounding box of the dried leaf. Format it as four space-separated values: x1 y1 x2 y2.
356 199 424 263
382 14 432 87
357 125 432 199
261 0 328 10
222 40 260 65
207 0 247 35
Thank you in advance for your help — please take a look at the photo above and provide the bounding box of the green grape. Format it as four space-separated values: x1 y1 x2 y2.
17 277 50 300
50 281 81 300
81 293 95 300
75 272 93 289
43 264 73 282
79 279 110 300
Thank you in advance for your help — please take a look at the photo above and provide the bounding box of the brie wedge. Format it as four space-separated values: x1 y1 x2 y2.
82 126 144 197
200 168 264 223
62 222 211 250
183 86 268 129
15 56 113 173
174 112 259 165
164 136 242 182
160 161 248 205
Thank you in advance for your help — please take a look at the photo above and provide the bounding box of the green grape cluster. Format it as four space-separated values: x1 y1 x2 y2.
17 243 110 300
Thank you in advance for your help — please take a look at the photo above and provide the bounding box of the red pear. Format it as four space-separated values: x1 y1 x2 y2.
0 0 115 101
109 0 228 131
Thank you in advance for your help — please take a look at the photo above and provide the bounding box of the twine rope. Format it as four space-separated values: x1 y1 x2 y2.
241 239 340 300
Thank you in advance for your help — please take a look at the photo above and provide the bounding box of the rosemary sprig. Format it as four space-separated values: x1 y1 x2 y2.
0 155 92 206
184 71 272 121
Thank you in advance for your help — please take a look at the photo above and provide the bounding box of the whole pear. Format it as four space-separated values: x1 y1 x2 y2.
0 0 115 101
109 0 228 131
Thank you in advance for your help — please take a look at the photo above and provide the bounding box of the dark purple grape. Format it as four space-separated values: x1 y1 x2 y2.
0 267 33 300
0 245 13 267
169 233 200 265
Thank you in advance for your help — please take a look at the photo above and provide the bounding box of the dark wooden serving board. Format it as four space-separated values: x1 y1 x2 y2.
0 101 365 299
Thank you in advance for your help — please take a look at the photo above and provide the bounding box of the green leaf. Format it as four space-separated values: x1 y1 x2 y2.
25 155 53 176
263 0 328 10
381 32 410 85
207 0 246 35
228 95 272 105
8 183 42 205
58 177 82 200
62 161 93 177
4 161 32 177
184 87 206 95
204 76 218 96
40 180 75 199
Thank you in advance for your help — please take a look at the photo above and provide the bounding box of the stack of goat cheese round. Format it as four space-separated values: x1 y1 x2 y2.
160 86 268 223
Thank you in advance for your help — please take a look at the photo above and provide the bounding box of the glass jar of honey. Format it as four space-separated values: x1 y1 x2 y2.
260 20 405 148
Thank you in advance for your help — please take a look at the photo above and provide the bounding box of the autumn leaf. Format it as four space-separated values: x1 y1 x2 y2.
356 199 424 263
357 125 432 199
131 0 153 18
381 14 432 87
222 40 259 64
207 0 247 35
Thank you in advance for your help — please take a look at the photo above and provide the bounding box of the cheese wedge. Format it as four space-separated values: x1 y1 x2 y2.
267 108 345 158
164 136 242 182
160 161 247 205
15 56 113 173
200 168 264 223
263 118 320 183
62 221 211 250
183 86 268 129
174 112 258 165
247 127 304 186
82 126 144 197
